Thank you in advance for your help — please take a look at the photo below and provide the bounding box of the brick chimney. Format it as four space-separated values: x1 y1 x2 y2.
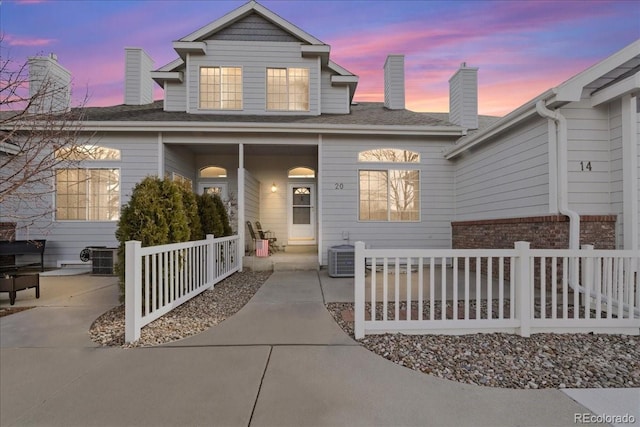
124 48 154 105
449 62 478 129
384 55 405 110
28 54 71 114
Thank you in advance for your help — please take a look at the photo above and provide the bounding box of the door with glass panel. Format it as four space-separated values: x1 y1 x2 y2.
288 183 315 243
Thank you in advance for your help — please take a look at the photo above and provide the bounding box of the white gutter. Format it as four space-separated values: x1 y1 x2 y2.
535 100 580 250
77 121 466 137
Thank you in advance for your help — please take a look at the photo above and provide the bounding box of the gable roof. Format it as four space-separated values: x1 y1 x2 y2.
179 1 325 46
445 39 640 159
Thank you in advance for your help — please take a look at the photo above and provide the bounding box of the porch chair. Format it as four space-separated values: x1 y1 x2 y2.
255 221 279 253
246 221 259 254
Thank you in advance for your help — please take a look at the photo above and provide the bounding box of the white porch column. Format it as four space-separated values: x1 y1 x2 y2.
238 144 245 270
622 94 639 251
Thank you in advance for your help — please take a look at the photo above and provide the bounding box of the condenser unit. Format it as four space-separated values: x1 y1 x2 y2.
328 245 355 278
85 247 117 275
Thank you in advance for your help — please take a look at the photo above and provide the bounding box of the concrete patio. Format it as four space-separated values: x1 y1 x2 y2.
1 270 638 426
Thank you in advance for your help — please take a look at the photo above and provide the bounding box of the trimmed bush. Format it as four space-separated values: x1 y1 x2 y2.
115 177 191 293
180 185 202 240
213 194 233 236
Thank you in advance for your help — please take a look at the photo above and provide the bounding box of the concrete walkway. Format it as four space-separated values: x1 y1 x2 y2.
1 271 637 426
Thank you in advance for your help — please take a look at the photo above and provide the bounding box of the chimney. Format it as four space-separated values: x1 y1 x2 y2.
449 62 478 129
124 48 155 105
28 53 71 114
384 55 405 110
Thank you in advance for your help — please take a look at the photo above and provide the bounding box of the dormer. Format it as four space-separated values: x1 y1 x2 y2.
150 1 358 115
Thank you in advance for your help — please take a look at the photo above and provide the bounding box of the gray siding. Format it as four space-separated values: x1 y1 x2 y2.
164 144 195 188
124 48 154 106
208 13 300 42
383 55 404 110
164 81 187 112
454 116 550 220
562 99 612 214
321 136 455 265
609 100 624 248
187 41 320 115
244 171 260 251
321 69 349 114
11 134 160 267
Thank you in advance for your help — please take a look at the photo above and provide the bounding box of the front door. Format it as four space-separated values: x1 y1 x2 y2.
288 183 315 244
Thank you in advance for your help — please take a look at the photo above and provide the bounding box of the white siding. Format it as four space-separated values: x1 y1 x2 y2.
244 171 260 251
244 142 317 246
187 41 320 115
164 144 195 187
609 100 624 248
28 55 71 113
124 48 154 106
321 69 349 114
637 102 640 249
11 134 160 267
448 65 478 129
562 99 612 214
164 81 186 112
454 116 550 220
383 55 404 110
321 136 455 265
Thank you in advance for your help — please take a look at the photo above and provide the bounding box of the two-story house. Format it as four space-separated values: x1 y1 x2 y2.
3 1 638 269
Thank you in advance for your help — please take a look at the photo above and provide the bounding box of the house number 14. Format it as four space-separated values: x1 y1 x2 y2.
580 161 592 171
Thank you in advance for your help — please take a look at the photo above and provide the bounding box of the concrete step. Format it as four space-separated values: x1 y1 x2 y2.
284 245 317 254
243 254 319 272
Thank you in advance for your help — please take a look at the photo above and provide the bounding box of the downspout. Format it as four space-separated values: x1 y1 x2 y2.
535 100 581 250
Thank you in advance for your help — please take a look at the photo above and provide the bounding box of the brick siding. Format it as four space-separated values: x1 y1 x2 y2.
451 215 617 283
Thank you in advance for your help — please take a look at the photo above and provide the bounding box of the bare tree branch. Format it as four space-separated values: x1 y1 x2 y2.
0 39 94 234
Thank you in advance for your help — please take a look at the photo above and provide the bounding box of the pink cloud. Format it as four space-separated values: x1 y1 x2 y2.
3 33 56 47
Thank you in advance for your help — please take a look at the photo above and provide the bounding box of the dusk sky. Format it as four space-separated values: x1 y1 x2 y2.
1 0 638 116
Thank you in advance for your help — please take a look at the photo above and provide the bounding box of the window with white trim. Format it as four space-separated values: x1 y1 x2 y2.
54 146 121 221
266 67 309 111
55 168 120 220
358 148 420 222
200 67 242 110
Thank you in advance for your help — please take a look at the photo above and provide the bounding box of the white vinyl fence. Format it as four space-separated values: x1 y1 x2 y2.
354 241 639 339
125 234 240 343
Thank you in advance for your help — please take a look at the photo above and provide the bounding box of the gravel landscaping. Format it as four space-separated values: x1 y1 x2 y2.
326 302 640 389
89 270 271 347
89 270 639 389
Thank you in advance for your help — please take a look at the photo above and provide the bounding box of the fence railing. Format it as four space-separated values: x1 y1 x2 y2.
354 241 639 339
125 234 240 343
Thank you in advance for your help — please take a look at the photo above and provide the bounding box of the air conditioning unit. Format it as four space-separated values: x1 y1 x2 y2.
328 245 355 278
90 247 117 275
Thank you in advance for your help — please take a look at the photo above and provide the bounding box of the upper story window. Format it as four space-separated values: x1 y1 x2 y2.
267 67 309 111
199 67 242 110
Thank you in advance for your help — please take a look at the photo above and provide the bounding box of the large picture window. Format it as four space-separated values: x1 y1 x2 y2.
55 168 120 221
359 169 419 221
200 66 242 110
358 148 420 222
267 67 309 111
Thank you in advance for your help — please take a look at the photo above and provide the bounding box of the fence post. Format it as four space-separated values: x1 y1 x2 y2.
581 245 594 307
125 240 142 343
354 241 366 339
207 234 215 289
514 241 531 337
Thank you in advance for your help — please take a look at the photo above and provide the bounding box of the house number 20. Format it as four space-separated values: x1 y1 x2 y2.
580 161 592 172
335 183 344 190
